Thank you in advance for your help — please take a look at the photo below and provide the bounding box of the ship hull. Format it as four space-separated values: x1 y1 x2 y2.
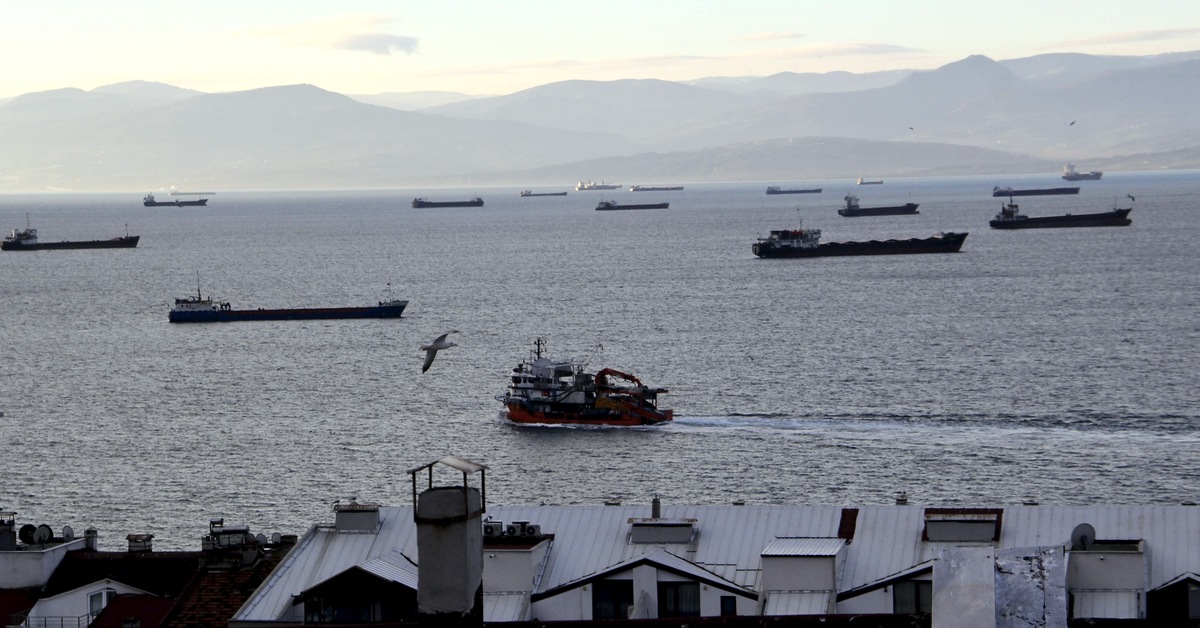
504 403 672 427
144 199 207 207
412 199 484 208
596 202 668 211
838 203 919 217
990 208 1131 229
753 233 967 258
993 187 1079 197
520 192 568 197
766 188 822 195
2 236 139 251
630 186 683 192
1063 173 1102 181
169 302 406 323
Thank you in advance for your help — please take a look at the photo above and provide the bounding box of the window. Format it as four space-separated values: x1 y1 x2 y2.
592 579 634 620
720 595 737 616
893 581 932 614
658 581 700 618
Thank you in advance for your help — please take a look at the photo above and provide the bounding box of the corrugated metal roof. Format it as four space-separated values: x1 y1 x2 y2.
762 537 845 557
483 592 528 622
232 503 1200 622
763 591 833 616
1073 590 1141 619
357 549 418 590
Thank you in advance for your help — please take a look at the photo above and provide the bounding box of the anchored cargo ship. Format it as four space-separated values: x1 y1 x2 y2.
169 288 407 323
595 201 669 211
143 192 209 207
993 186 1080 197
498 337 672 426
753 225 966 258
766 186 822 195
412 197 484 208
1061 164 1103 181
3 222 139 251
575 180 621 191
837 194 919 217
629 185 684 191
989 199 1132 229
519 190 568 197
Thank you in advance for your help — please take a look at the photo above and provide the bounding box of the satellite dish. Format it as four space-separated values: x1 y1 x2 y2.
255 533 267 543
18 524 36 544
34 524 53 544
63 526 75 542
270 532 281 544
1071 523 1096 551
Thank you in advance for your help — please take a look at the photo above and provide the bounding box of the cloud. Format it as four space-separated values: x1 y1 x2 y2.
260 13 418 56
333 33 418 55
1051 27 1200 48
795 43 925 57
740 32 806 42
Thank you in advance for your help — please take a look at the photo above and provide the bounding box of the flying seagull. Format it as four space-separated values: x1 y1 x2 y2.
1127 194 1136 202
420 330 458 373
1070 120 1076 126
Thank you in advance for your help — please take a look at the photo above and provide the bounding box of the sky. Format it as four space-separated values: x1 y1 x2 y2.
4 0 1200 99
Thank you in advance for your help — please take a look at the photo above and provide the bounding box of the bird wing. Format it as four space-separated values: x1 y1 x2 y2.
422 349 438 373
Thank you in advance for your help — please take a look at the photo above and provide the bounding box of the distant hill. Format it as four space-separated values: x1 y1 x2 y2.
0 50 1198 192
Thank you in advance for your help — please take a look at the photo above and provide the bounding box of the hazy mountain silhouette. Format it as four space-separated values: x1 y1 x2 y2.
0 51 1197 191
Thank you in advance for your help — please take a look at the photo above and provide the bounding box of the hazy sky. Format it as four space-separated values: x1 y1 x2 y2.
5 0 1200 98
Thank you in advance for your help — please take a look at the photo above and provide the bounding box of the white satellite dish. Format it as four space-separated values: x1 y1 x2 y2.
33 524 53 544
62 525 75 542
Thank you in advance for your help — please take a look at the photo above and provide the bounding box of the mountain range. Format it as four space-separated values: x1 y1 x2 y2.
1 51 1198 192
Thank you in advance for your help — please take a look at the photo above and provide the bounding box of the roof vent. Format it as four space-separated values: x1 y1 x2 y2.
628 518 697 544
923 508 1002 542
127 534 154 553
334 501 381 532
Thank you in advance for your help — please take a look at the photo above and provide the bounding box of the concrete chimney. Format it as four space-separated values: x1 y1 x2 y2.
652 494 661 519
0 512 15 551
409 456 487 628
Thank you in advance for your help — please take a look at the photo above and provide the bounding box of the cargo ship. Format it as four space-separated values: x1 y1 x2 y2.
629 185 684 191
169 288 408 323
766 186 822 195
989 199 1132 229
575 180 621 191
837 194 919 217
412 197 484 208
3 222 139 251
498 337 672 426
993 186 1080 197
856 178 884 185
143 192 209 207
595 200 669 211
1061 164 1102 181
519 190 568 197
753 225 966 258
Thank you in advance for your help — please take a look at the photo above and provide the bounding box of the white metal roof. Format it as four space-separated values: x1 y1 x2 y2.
232 503 1200 622
763 591 834 615
483 592 528 622
762 537 845 557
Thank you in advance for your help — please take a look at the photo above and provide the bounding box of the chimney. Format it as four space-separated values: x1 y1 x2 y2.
409 456 487 627
651 494 661 519
126 534 153 553
84 527 99 551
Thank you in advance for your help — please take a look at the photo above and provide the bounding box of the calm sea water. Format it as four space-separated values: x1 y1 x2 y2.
2 172 1198 549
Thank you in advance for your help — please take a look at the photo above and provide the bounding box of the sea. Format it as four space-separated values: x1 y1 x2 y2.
2 172 1198 550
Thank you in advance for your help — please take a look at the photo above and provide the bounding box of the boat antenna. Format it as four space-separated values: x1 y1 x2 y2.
581 343 604 370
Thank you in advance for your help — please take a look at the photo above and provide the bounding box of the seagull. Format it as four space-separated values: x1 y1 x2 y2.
1070 120 1076 126
1127 194 1136 202
420 330 458 373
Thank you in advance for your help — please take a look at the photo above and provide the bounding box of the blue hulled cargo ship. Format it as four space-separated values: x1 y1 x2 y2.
169 288 407 323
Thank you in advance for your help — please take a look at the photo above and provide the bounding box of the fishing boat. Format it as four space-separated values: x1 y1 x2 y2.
519 190 568 197
989 198 1132 229
498 338 672 426
766 186 822 195
2 219 139 251
753 225 966 258
169 285 407 323
412 197 484 208
595 201 668 211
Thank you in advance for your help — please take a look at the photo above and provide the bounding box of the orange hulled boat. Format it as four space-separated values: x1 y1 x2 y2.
498 338 672 426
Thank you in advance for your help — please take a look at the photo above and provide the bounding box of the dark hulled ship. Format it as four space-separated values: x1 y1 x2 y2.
3 225 139 251
992 186 1080 197
837 194 919 217
412 197 484 208
989 199 1132 229
753 225 966 258
169 289 407 323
